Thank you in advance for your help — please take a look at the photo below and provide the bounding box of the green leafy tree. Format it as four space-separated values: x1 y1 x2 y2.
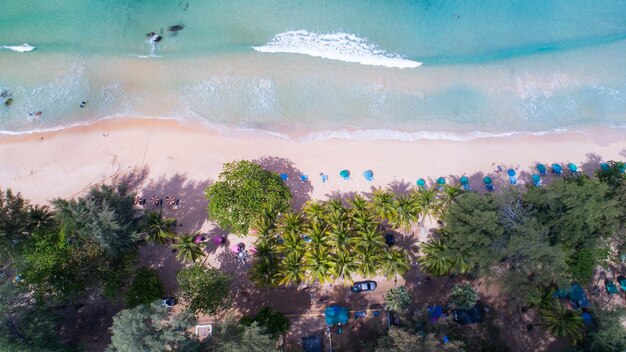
0 279 68 352
391 195 418 232
0 188 31 258
595 160 626 191
240 307 290 337
577 309 626 351
449 283 478 310
172 233 204 263
442 192 504 275
107 302 202 352
375 327 464 352
142 211 176 245
539 300 584 343
384 286 412 312
381 248 410 284
125 267 165 308
176 265 231 315
212 320 278 352
52 184 141 257
205 160 291 235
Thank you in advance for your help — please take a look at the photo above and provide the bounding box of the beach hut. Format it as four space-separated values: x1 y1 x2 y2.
567 163 578 174
536 163 547 176
531 174 542 187
507 169 517 185
483 176 494 192
416 178 426 189
340 169 350 180
460 176 470 191
363 170 374 182
551 163 563 175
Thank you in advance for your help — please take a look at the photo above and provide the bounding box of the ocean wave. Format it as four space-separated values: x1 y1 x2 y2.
253 30 421 69
1 43 35 52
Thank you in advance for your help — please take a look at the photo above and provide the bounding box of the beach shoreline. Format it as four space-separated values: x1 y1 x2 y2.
0 117 624 208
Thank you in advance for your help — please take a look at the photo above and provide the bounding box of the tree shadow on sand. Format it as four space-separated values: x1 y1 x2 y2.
254 156 313 211
139 173 212 233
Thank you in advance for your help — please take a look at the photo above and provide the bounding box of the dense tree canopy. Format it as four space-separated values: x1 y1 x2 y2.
240 306 290 337
107 302 202 352
212 320 278 352
125 267 165 308
176 265 232 315
375 327 464 352
384 286 412 312
205 160 291 235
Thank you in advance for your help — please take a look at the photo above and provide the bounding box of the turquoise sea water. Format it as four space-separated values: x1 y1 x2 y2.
1 0 625 139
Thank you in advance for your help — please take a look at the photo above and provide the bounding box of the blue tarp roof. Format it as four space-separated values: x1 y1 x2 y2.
324 305 349 325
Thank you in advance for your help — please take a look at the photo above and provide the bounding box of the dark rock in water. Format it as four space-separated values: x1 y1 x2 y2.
4 98 13 106
168 24 185 32
153 35 162 42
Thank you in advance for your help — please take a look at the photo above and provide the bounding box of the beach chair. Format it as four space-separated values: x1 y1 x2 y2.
320 173 328 183
280 173 288 181
354 311 367 318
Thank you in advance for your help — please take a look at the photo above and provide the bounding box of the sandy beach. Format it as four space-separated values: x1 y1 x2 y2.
1 117 625 209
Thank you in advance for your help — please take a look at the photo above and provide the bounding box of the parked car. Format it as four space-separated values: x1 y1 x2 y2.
162 297 177 308
351 280 377 292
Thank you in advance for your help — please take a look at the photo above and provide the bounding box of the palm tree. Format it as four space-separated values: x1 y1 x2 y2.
351 211 377 234
172 233 204 263
369 188 396 224
356 228 385 250
143 211 176 245
417 239 454 276
249 252 279 288
347 194 369 217
527 286 556 310
356 245 381 278
251 206 278 236
413 188 439 227
437 185 464 219
381 248 410 285
279 231 305 255
302 201 326 224
305 248 333 284
279 212 302 236
391 195 418 233
305 221 328 250
28 204 55 230
328 221 354 254
331 251 358 284
278 252 305 287
539 301 584 342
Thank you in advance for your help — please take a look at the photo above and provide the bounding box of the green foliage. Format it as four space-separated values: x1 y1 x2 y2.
595 160 626 191
205 160 291 235
384 286 412 312
52 184 141 257
102 250 139 301
567 248 596 284
0 278 70 352
577 309 626 351
539 300 584 342
172 233 204 263
125 267 165 308
442 192 504 274
212 320 278 352
0 188 31 257
176 265 231 315
142 211 176 245
450 283 478 310
418 239 455 276
240 307 290 337
375 327 465 352
107 302 202 352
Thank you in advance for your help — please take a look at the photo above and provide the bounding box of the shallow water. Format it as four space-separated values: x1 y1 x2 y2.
1 0 625 139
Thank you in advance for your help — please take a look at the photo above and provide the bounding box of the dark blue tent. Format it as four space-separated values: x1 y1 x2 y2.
302 335 323 352
428 305 443 323
453 305 484 324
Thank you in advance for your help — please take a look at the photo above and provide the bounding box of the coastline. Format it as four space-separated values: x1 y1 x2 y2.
1 117 625 208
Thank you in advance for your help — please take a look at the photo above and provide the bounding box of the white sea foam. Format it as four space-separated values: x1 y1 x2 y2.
253 30 421 69
1 43 35 52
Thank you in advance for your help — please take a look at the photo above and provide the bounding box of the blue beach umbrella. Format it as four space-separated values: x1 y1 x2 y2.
280 173 288 181
437 177 446 185
551 163 563 175
340 169 350 180
507 169 517 185
460 176 470 191
537 163 547 176
483 176 494 191
531 174 541 187
363 169 374 181
600 162 610 171
567 163 578 174
416 178 426 188
619 163 626 173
